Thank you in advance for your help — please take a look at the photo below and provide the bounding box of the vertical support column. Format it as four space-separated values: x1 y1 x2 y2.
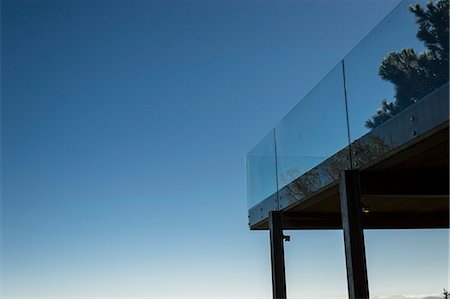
339 170 369 299
269 211 287 299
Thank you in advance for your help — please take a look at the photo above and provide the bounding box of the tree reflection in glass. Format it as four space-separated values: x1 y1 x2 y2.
366 0 449 129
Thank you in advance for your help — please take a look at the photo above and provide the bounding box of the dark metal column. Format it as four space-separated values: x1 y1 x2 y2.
269 211 287 299
339 170 369 299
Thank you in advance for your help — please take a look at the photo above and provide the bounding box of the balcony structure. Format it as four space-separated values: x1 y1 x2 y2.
245 1 449 298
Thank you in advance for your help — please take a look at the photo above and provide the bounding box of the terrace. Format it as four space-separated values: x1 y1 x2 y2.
245 1 449 298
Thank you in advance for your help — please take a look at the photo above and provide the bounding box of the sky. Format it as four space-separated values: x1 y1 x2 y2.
1 0 448 298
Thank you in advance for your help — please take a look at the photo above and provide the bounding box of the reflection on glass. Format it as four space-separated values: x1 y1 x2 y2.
246 129 277 209
365 0 449 129
275 62 349 195
345 0 449 140
247 0 449 210
280 148 350 206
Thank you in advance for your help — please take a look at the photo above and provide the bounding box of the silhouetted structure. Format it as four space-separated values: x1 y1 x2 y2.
246 1 449 299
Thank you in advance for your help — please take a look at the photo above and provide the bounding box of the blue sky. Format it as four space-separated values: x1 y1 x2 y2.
1 0 448 298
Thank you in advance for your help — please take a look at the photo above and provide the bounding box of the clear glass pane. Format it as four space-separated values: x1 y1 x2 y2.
246 129 277 209
344 0 448 147
275 62 350 204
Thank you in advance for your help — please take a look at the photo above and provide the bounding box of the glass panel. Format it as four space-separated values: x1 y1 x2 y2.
275 62 350 204
344 0 449 145
246 129 277 209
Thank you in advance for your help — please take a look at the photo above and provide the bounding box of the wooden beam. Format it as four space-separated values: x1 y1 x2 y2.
339 170 369 299
361 171 449 196
363 212 449 229
361 194 449 213
283 212 341 230
280 210 449 230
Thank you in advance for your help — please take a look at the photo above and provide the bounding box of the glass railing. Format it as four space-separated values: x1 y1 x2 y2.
246 129 278 209
246 0 449 210
344 0 425 142
275 63 350 206
344 0 449 167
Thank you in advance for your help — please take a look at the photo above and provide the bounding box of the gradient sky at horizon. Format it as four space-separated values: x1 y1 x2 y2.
1 0 448 298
